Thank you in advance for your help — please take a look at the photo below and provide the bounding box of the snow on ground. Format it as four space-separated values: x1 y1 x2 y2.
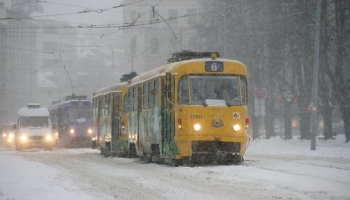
0 134 349 200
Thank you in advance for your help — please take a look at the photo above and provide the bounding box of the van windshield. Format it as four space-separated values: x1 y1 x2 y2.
20 117 49 128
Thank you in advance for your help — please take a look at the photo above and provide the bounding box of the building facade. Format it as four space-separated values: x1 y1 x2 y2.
0 2 42 125
122 0 201 73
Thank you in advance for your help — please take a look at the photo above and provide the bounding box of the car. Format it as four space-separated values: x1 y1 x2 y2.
1 123 16 148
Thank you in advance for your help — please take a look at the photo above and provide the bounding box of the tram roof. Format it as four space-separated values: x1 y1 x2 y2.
129 58 247 86
49 99 92 111
93 82 128 97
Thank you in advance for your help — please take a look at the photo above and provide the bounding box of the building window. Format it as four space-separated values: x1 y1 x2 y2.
168 9 178 25
130 10 137 22
150 38 159 55
187 9 197 25
168 37 178 54
150 9 160 23
43 59 57 68
43 41 59 52
131 36 137 55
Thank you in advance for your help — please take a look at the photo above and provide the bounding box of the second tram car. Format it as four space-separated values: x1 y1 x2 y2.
49 95 93 148
124 52 249 165
92 82 135 157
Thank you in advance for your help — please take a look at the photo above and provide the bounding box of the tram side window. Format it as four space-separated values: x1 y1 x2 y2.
105 94 110 115
101 96 105 116
133 87 138 111
154 79 159 106
143 83 148 109
123 93 128 114
148 82 151 109
178 75 189 105
149 80 155 108
114 94 118 114
92 99 96 116
98 97 102 116
117 95 122 114
240 76 248 105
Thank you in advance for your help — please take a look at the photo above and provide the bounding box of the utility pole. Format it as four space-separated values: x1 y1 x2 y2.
311 0 322 150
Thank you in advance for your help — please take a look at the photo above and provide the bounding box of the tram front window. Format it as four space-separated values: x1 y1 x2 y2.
178 75 241 106
67 108 92 123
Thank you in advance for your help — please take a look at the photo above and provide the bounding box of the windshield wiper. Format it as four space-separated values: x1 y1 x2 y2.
199 95 207 107
224 99 232 107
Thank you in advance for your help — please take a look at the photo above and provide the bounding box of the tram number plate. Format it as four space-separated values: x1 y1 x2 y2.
190 115 203 119
205 61 223 72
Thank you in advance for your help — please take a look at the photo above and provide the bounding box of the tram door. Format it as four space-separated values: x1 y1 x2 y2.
137 85 143 152
161 73 175 155
111 92 121 152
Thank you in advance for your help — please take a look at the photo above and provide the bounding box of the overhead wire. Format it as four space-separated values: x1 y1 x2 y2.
0 0 148 21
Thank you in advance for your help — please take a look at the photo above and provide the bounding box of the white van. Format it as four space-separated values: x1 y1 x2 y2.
14 103 54 151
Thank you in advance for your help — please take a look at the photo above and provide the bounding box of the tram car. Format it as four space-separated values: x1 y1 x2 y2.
49 95 93 148
125 51 249 165
92 82 135 157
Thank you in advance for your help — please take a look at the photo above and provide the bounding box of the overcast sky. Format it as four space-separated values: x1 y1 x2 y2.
0 0 123 26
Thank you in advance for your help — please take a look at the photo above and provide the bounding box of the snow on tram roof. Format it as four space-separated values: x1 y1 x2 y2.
93 82 128 97
128 57 245 86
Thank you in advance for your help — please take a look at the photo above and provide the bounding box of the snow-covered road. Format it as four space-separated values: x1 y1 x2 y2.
1 135 349 200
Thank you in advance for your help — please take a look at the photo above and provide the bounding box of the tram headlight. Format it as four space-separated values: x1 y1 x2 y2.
233 124 241 132
69 128 75 134
193 124 201 131
105 134 111 142
129 134 137 141
87 128 93 134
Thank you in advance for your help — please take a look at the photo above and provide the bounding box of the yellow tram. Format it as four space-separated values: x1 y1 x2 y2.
92 82 134 157
126 52 249 165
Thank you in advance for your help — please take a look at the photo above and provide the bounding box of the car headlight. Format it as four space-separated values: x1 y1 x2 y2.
8 133 14 139
92 136 97 141
88 128 93 134
21 135 28 142
45 135 53 141
194 124 201 131
69 128 75 134
233 124 241 132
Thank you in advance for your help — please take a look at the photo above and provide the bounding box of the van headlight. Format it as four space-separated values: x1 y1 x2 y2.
21 135 28 142
194 124 201 131
233 124 241 132
8 133 14 139
45 135 53 141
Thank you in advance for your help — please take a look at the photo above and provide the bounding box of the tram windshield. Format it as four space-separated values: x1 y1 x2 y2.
178 75 245 106
66 107 92 123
